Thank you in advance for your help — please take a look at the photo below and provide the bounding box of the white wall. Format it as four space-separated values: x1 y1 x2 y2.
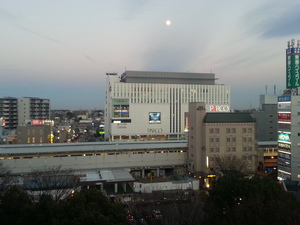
133 180 199 193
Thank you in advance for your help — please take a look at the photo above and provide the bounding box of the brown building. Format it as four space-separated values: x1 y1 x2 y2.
188 102 257 187
17 125 51 144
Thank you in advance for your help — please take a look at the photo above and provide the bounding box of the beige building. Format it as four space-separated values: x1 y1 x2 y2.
17 125 51 144
188 102 257 185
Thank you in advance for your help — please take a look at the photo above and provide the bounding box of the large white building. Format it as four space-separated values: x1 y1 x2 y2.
105 71 230 141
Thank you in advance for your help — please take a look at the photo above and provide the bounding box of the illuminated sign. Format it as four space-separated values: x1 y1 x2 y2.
112 98 129 118
1 118 5 126
278 142 291 150
278 132 291 143
207 104 230 112
278 112 291 123
286 44 300 88
149 112 161 124
32 120 45 125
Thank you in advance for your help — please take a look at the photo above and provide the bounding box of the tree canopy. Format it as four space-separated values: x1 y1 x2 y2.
0 187 128 225
203 175 300 225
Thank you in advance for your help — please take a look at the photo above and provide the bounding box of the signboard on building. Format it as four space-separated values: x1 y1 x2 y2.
149 112 161 124
278 96 291 102
1 117 5 127
278 132 291 143
112 99 129 118
286 47 300 89
32 120 45 125
206 104 230 112
278 112 291 123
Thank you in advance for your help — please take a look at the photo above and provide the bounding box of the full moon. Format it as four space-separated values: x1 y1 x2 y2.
166 20 171 26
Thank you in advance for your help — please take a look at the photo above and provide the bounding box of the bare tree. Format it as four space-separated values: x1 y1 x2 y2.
213 155 248 174
23 166 79 201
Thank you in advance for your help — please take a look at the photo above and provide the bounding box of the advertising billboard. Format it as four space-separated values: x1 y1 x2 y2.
278 112 291 123
112 99 129 118
278 132 291 143
149 112 161 124
32 120 45 125
1 117 5 127
286 48 300 89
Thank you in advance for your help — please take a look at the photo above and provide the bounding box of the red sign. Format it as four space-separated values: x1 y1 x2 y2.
32 120 45 125
278 112 291 122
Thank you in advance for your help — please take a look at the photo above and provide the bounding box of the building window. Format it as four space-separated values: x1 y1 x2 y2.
242 128 246 133
209 129 214 134
248 137 252 142
248 128 252 133
232 147 236 152
215 138 219 142
232 137 236 142
215 148 220 152
226 147 230 152
243 137 247 142
248 147 252 151
248 155 252 160
243 147 247 151
27 137 30 144
215 128 219 133
210 138 214 142
231 128 236 133
242 156 247 160
226 138 230 142
210 148 214 152
226 128 230 133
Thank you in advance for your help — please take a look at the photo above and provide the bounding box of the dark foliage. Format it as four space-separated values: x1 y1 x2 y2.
0 187 128 225
203 175 300 225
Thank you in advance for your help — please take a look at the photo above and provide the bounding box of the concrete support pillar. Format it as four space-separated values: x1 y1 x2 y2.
157 168 160 177
142 169 145 178
114 183 118 193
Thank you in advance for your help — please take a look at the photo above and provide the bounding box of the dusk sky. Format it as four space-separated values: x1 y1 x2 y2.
1 1 300 110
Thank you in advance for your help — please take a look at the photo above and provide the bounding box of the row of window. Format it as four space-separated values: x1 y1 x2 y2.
209 137 253 142
209 147 253 152
210 155 253 161
209 128 253 134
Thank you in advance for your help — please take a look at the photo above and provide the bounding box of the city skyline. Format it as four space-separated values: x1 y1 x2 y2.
1 0 300 110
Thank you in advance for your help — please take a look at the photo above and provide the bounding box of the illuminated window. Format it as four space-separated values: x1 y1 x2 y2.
27 138 30 143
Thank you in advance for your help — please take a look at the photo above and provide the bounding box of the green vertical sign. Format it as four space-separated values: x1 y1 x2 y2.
286 48 300 89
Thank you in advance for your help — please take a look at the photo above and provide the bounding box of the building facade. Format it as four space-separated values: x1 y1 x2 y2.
277 39 300 181
18 97 50 126
0 97 18 130
105 71 230 141
17 125 52 144
188 102 257 186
